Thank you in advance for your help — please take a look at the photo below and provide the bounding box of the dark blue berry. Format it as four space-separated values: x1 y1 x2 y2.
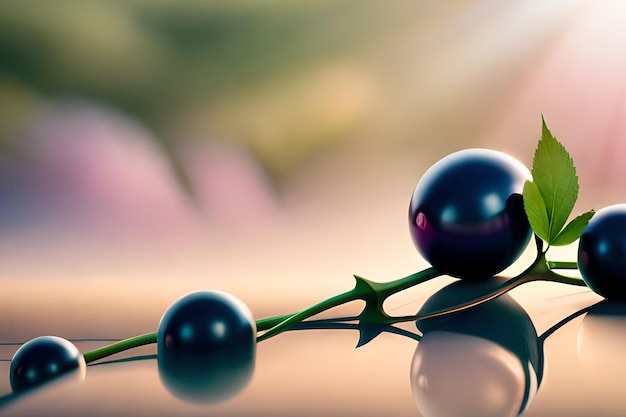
10 336 85 392
409 149 532 279
157 290 256 403
578 204 626 300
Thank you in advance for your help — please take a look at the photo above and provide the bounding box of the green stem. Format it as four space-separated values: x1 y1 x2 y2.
81 313 423 365
256 291 357 342
375 268 443 297
82 313 293 364
257 267 442 342
392 254 587 325
83 333 157 364
546 260 579 270
389 273 535 324
81 236 587 363
257 314 292 332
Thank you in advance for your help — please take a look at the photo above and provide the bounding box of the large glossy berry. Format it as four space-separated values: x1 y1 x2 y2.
578 204 626 300
157 290 256 404
409 148 532 279
10 336 86 392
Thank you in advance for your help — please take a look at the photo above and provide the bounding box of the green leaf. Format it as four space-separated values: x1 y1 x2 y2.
523 180 550 242
532 116 579 242
550 210 595 246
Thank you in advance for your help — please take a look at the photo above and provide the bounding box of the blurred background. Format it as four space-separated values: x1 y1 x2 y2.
1 0 626 336
0 0 625 414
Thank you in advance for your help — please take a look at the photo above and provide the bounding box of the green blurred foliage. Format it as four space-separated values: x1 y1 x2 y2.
0 0 422 180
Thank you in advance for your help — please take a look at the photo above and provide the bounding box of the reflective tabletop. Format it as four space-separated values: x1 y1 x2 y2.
0 263 616 417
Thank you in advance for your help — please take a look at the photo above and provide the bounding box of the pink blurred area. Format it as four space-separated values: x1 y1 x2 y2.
1 100 284 239
0 100 286 275
3 102 197 236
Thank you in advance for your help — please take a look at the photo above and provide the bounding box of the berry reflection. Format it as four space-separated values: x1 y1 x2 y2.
410 278 598 417
411 278 542 417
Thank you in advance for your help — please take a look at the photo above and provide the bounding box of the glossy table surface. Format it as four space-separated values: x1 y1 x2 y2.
0 264 618 417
